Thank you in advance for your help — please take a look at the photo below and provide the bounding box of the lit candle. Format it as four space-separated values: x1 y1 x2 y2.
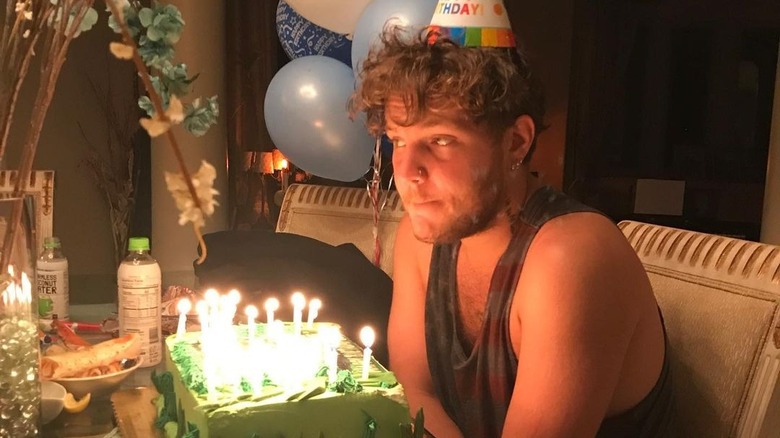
281 159 289 191
21 272 31 305
359 326 375 380
196 300 209 332
176 298 192 339
270 319 285 343
264 297 279 324
306 298 321 330
292 292 306 336
227 289 241 306
204 289 219 327
325 327 341 382
245 305 258 342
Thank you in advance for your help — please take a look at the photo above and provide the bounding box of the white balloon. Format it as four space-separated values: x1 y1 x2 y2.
285 0 374 36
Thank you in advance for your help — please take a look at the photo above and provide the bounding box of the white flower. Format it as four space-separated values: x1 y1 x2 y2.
139 117 171 137
109 42 134 59
15 2 23 12
23 10 31 20
164 161 219 228
165 95 184 124
22 29 29 38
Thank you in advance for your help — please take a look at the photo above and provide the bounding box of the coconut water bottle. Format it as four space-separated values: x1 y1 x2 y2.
36 236 69 321
117 237 162 367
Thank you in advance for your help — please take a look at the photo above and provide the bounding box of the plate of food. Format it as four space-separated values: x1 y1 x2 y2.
41 329 143 400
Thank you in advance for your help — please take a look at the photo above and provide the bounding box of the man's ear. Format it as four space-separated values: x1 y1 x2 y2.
509 115 535 163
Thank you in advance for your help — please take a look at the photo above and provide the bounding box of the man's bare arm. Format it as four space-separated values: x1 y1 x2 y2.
389 215 464 437
502 214 651 437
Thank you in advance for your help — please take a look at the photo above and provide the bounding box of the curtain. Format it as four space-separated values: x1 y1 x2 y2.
225 0 284 230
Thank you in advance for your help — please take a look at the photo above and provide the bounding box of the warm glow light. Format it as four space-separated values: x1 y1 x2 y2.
272 150 286 171
177 298 192 315
176 298 192 339
227 289 241 305
292 292 306 336
245 305 258 320
264 297 280 312
265 297 279 324
281 159 288 170
359 326 375 348
204 289 219 306
291 292 305 309
359 326 374 380
306 298 321 329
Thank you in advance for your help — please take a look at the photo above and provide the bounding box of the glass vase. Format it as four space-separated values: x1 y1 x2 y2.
0 196 39 437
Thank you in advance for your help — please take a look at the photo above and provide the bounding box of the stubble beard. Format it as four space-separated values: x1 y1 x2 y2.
410 160 506 245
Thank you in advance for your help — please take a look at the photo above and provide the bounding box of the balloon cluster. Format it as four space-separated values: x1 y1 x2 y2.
265 0 438 181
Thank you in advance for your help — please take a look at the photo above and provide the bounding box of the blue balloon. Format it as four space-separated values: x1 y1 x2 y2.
276 0 352 66
264 56 374 182
351 0 438 75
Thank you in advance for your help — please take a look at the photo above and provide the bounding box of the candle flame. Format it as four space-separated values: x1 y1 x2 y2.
264 297 279 312
291 292 306 309
204 289 219 306
227 289 241 305
1 267 32 306
195 300 208 315
177 298 192 314
309 298 321 311
360 326 375 348
245 305 258 319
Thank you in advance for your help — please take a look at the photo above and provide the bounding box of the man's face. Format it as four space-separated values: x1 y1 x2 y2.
386 97 507 244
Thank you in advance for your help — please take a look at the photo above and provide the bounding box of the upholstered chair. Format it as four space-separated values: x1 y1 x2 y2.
620 221 780 438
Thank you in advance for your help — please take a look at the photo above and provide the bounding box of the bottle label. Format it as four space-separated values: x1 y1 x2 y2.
119 272 161 367
36 266 69 320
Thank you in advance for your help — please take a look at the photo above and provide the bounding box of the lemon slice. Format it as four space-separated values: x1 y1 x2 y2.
63 392 91 414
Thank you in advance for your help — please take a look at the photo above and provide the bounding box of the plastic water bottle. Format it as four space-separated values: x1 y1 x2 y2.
118 237 162 367
36 236 69 321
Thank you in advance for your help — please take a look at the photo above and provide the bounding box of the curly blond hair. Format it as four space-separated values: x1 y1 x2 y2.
350 28 546 158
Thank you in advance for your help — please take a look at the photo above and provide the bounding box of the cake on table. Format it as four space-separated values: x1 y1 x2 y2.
153 320 412 438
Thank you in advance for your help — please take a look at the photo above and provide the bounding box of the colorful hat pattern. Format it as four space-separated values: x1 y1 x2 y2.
428 0 515 48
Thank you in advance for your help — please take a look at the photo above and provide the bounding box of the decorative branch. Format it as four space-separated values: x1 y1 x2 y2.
0 0 98 271
105 0 217 264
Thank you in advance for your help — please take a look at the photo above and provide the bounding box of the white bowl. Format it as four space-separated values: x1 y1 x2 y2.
40 380 66 424
49 357 143 399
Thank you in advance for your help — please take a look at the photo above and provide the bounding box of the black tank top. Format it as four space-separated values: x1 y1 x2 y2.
424 186 674 437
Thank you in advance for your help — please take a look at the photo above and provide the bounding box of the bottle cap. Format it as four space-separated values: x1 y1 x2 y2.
128 237 151 251
43 236 61 249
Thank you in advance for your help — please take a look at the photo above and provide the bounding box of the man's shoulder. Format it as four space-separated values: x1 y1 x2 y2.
525 211 641 278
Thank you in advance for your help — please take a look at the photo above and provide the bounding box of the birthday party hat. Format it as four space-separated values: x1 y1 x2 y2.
428 0 515 48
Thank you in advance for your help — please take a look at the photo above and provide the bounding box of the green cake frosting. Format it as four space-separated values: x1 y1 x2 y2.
159 323 412 438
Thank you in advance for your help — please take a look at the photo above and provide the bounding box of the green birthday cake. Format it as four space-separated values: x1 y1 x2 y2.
155 323 411 438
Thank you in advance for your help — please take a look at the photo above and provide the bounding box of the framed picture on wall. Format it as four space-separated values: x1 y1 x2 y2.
0 170 55 255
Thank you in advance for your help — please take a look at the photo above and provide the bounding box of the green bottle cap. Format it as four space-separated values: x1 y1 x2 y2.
43 237 61 249
127 237 150 251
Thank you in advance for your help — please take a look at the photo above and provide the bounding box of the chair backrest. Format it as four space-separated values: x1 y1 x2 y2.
619 221 780 438
276 184 405 276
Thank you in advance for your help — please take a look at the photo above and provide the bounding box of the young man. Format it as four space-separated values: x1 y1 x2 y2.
350 3 674 437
